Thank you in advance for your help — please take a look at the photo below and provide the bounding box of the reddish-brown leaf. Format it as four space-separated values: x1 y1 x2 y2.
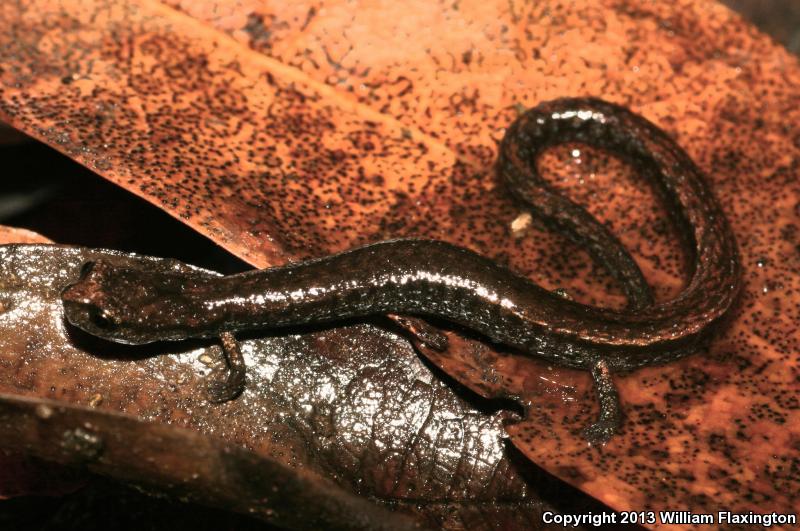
0 225 52 245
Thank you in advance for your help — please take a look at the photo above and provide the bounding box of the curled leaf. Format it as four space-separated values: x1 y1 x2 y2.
0 244 597 529
0 393 424 531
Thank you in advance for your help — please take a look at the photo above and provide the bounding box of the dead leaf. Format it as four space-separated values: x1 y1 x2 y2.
0 225 52 244
0 393 421 531
0 451 86 500
0 244 606 529
0 226 86 501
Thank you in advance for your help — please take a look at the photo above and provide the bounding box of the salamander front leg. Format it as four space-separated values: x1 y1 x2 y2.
583 359 623 445
205 331 247 403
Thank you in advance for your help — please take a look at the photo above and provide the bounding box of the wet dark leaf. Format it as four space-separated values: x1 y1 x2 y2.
0 393 421 531
0 244 592 529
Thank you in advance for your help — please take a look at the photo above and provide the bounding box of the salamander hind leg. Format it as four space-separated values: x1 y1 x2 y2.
386 314 449 352
583 358 623 445
205 331 247 403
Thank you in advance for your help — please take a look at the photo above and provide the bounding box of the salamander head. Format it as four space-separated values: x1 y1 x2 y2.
61 261 196 344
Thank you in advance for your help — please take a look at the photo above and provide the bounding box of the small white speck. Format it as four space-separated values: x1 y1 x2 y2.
510 212 532 236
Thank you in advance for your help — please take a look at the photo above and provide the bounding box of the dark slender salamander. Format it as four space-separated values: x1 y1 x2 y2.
60 98 741 444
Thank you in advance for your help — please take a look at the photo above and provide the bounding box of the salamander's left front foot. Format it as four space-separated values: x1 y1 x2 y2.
583 359 623 445
205 331 246 403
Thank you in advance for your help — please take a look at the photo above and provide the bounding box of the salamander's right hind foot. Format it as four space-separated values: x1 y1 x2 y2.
583 414 621 446
583 359 623 445
386 314 449 352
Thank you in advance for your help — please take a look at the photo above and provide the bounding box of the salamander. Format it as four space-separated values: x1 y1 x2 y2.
60 98 741 443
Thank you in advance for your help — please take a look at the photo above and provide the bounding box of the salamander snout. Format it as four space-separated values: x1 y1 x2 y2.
62 296 121 335
61 261 129 340
61 259 201 345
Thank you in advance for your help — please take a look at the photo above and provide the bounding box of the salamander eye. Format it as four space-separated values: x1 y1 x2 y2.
89 307 117 330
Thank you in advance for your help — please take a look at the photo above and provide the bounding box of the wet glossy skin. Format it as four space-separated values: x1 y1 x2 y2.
60 98 741 443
